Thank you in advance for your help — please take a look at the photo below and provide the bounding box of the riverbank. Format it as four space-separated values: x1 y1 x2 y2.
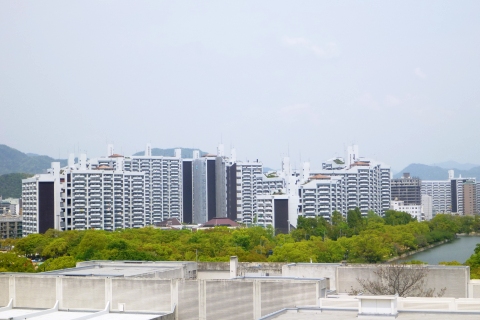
387 235 480 265
385 239 450 263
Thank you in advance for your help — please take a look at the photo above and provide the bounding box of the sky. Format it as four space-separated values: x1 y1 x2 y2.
1 1 479 172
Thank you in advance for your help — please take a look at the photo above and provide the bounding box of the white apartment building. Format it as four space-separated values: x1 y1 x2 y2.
299 174 344 220
63 168 146 231
23 146 186 235
298 145 391 220
422 194 433 221
256 174 286 196
390 199 422 221
421 171 477 216
124 144 183 224
256 195 274 227
421 180 451 215
234 161 263 224
22 173 59 236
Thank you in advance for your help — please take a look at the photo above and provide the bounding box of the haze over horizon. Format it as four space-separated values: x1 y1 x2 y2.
1 1 479 172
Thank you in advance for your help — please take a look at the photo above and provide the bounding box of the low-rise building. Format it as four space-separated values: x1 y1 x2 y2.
0 215 22 239
390 199 422 221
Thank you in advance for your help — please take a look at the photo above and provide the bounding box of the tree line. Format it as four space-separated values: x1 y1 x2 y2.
1 209 480 274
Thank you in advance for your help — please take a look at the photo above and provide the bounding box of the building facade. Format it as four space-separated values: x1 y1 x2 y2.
390 199 422 221
0 215 22 239
421 180 451 215
391 173 422 205
297 146 391 221
22 168 60 236
421 172 477 216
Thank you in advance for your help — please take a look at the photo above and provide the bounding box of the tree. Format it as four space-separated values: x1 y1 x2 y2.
331 211 344 226
347 208 363 230
354 264 446 297
14 233 48 257
0 253 35 272
384 210 416 226
41 256 77 271
42 238 68 259
350 233 390 263
439 261 462 266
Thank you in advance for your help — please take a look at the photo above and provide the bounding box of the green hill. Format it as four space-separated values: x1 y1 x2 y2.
0 145 67 175
133 147 208 158
0 173 34 198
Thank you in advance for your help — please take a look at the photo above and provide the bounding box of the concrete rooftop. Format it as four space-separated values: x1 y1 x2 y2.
268 310 480 320
0 308 164 320
46 265 172 277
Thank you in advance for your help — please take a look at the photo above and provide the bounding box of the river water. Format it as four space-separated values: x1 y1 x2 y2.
397 236 480 264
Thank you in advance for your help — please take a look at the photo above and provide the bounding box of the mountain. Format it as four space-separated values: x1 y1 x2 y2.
394 163 480 180
0 144 67 175
133 148 208 158
431 161 480 171
0 173 34 198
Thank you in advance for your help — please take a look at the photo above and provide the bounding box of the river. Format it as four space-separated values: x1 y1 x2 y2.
396 236 480 264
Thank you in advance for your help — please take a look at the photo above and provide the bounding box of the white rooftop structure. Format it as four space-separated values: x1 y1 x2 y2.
0 299 168 320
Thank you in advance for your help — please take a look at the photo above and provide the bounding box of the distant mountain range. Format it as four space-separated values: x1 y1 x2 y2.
0 144 67 175
0 173 34 198
394 163 480 180
431 161 480 171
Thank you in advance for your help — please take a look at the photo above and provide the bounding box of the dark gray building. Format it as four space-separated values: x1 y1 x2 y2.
391 173 422 205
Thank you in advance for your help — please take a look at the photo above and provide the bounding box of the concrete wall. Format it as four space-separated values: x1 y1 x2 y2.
177 280 199 320
0 277 8 307
260 280 318 317
62 277 106 310
197 270 230 280
197 262 285 277
0 275 327 320
14 276 57 308
336 265 470 298
239 262 285 276
282 263 339 290
111 278 171 312
206 280 254 319
0 275 173 312
468 280 480 298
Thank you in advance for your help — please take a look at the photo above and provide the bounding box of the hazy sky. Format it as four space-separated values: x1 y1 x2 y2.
1 1 479 172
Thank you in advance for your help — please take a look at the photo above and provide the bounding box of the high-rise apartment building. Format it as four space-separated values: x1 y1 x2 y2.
391 173 422 205
22 161 63 236
451 177 476 215
24 143 392 235
233 161 263 224
299 174 344 219
463 181 477 215
191 154 229 225
421 180 451 215
420 171 476 216
299 145 391 220
123 144 183 224
477 182 480 216
22 146 184 235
